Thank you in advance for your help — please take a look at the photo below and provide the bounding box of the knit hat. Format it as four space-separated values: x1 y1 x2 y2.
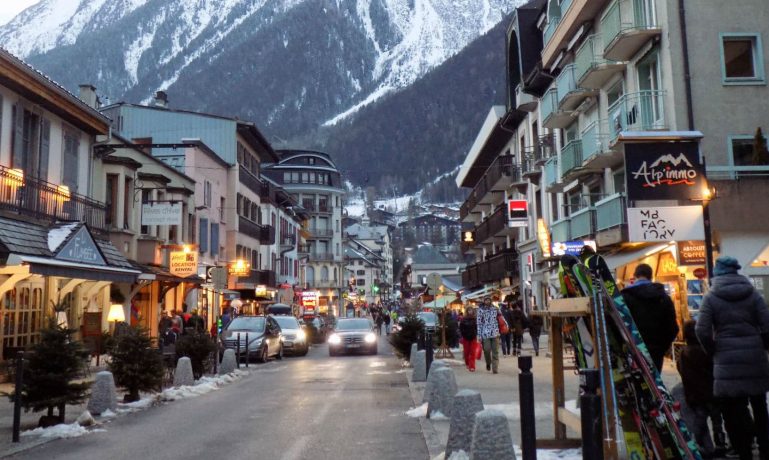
713 256 741 276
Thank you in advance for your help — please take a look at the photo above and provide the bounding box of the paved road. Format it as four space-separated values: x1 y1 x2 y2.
15 335 428 460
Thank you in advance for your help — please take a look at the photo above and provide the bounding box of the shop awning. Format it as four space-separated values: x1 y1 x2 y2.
601 243 671 272
461 285 497 302
7 254 140 284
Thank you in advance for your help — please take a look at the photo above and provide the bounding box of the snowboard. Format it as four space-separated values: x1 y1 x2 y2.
586 254 702 460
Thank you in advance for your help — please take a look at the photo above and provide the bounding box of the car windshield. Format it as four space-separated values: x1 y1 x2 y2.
335 319 371 331
273 316 299 329
418 312 437 324
226 317 265 332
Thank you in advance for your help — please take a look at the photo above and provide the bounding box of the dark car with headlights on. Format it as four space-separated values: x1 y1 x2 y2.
327 318 378 356
271 315 308 356
220 316 283 362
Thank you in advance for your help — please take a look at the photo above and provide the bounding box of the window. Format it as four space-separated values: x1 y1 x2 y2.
106 174 118 227
720 34 765 84
356 279 365 286
356 270 365 276
199 218 209 254
204 181 212 207
613 170 626 194
220 197 225 222
283 172 291 183
729 135 769 168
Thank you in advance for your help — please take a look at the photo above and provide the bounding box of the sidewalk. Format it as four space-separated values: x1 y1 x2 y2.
406 334 684 459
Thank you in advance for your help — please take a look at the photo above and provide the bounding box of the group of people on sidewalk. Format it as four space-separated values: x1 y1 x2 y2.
457 296 543 373
623 258 769 460
158 304 207 345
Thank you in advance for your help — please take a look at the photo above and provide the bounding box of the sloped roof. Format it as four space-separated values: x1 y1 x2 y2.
411 244 451 265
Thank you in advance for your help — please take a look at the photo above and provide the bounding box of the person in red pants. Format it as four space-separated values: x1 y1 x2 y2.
459 308 478 371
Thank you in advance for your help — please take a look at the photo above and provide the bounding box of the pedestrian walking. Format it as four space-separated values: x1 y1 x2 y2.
383 310 391 334
476 297 501 374
509 302 526 356
677 320 718 457
459 308 478 372
375 312 384 336
499 303 513 356
189 309 205 333
528 313 543 356
621 263 679 371
695 256 769 460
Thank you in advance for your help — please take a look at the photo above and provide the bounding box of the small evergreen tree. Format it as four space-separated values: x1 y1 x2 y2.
108 326 164 402
175 332 216 379
14 319 89 425
753 127 769 166
388 314 425 359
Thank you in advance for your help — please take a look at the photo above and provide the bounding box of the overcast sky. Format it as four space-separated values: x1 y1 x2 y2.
0 0 40 26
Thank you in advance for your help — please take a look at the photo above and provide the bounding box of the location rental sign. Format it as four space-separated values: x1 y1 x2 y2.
169 251 198 277
624 141 705 201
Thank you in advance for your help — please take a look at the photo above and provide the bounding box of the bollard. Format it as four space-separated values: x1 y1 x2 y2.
518 356 536 460
412 350 427 382
470 409 517 460
12 351 23 443
579 368 603 460
409 343 418 367
425 331 434 377
446 389 485 459
245 333 249 368
236 333 241 368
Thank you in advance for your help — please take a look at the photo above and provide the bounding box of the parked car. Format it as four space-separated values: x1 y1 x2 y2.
266 303 293 316
220 316 283 362
327 318 378 356
271 315 308 357
417 311 438 333
303 316 327 344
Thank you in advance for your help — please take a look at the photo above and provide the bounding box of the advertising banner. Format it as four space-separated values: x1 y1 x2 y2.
551 240 597 257
678 240 707 266
624 141 705 201
141 202 183 226
627 206 705 242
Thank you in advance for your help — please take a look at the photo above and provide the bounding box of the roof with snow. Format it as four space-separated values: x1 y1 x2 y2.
411 244 451 265
345 223 388 240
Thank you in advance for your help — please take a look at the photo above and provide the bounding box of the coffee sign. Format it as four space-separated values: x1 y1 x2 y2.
678 240 706 266
624 141 705 201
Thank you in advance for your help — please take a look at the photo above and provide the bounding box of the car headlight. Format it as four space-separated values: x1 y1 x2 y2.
296 330 306 341
328 334 341 345
364 333 376 343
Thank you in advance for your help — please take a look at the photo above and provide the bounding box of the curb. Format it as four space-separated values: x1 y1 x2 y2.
406 373 444 459
0 433 56 458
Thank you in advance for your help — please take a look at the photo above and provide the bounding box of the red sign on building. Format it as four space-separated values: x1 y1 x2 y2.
508 200 528 227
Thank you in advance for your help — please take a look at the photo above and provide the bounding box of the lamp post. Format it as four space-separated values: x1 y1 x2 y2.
108 304 125 336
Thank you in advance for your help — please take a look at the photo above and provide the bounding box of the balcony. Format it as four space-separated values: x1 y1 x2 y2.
317 204 332 215
607 90 667 140
521 153 541 179
570 207 596 239
308 252 335 262
474 205 515 246
298 244 310 255
459 155 517 222
461 264 478 288
536 134 557 165
237 269 276 287
314 279 341 288
541 86 575 129
601 0 662 62
543 17 561 49
461 250 519 287
556 64 595 111
279 234 296 249
308 227 334 239
238 216 274 244
0 165 108 233
551 218 571 243
239 166 263 195
581 120 622 169
574 34 626 89
541 0 612 68
595 193 626 231
515 84 537 112
560 139 584 179
544 156 562 192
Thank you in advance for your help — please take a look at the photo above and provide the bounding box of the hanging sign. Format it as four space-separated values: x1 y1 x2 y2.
169 251 198 277
627 206 705 242
141 202 183 226
508 200 528 228
678 240 706 266
551 240 597 257
228 260 250 276
624 141 705 201
537 218 551 258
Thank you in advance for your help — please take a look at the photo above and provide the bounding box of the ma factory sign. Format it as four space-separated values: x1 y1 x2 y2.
627 206 705 243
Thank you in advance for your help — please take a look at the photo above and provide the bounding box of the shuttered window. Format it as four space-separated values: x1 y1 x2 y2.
210 223 219 257
199 218 209 254
62 127 79 191
39 119 50 181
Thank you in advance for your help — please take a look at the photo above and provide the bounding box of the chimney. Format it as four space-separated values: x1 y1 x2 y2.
78 84 100 109
154 91 169 108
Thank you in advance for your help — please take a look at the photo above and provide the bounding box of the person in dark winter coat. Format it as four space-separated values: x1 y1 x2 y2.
621 263 678 371
528 314 544 356
509 303 526 356
695 256 769 460
499 304 513 356
459 308 478 372
677 320 717 457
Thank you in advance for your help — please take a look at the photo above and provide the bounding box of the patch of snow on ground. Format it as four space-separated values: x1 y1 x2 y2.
22 422 105 439
513 445 582 459
100 409 116 418
484 402 555 420
446 450 469 460
160 370 248 401
429 410 448 421
406 402 428 418
369 361 386 367
366 370 392 375
564 398 579 415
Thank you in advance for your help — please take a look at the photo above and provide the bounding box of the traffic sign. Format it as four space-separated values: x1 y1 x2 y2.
426 273 442 291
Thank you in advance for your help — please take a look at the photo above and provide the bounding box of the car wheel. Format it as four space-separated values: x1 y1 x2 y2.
276 344 283 360
257 345 268 363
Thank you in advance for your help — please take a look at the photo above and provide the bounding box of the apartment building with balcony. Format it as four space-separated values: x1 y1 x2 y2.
99 98 281 307
345 215 394 292
262 150 346 316
0 50 139 360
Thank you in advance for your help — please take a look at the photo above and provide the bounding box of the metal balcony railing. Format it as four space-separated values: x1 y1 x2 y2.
544 156 560 189
460 155 516 221
0 165 107 232
560 139 584 178
556 64 579 107
551 218 571 243
574 34 623 87
239 166 263 195
308 252 335 262
607 90 666 138
595 193 627 231
601 0 660 60
308 227 334 238
581 120 610 161
543 17 561 47
570 207 595 239
541 87 559 124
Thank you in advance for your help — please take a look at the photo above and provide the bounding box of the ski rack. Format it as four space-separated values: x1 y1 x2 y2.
532 296 593 450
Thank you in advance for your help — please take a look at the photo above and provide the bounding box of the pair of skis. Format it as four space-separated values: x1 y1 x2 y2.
559 254 701 459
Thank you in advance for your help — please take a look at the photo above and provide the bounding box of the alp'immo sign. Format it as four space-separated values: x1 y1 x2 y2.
624 141 705 201
508 200 528 228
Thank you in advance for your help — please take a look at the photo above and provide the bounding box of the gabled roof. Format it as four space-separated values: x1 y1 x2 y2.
411 244 451 265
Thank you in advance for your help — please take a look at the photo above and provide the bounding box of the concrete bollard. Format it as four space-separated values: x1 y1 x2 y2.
426 367 458 419
409 343 418 368
470 409 517 460
173 357 195 387
445 389 484 459
412 350 427 382
422 360 449 404
219 349 237 375
87 371 117 415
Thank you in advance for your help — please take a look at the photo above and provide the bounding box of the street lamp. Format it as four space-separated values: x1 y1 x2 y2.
108 304 125 336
